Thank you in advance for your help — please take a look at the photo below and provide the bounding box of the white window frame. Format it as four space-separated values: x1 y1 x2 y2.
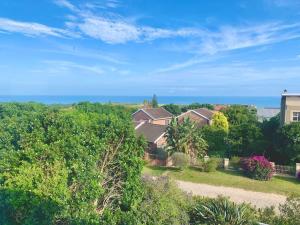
291 111 300 122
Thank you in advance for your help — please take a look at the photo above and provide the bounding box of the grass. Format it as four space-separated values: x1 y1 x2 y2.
142 166 300 196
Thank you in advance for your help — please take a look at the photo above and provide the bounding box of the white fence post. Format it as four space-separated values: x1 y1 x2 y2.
204 155 209 162
296 163 300 178
224 158 229 170
270 162 276 175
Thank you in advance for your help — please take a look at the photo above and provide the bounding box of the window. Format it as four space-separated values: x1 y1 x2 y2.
292 112 300 122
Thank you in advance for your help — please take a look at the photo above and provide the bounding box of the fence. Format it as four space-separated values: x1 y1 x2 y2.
274 165 295 176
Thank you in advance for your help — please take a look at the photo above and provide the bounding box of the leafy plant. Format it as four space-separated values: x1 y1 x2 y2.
166 118 208 159
203 158 219 172
171 152 189 170
211 111 229 133
241 156 275 181
152 148 168 160
230 156 241 169
163 104 181 116
189 196 257 225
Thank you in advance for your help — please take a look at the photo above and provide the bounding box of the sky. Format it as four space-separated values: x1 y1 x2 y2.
0 0 300 96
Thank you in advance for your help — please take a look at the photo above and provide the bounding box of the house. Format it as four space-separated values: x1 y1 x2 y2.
257 107 280 122
177 108 214 127
132 107 173 125
280 91 300 125
135 122 167 151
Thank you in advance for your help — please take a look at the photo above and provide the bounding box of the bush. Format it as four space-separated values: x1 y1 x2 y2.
257 195 300 225
297 172 300 181
152 148 168 160
241 156 275 181
189 196 257 225
230 156 241 169
172 152 189 170
130 176 192 225
203 158 219 172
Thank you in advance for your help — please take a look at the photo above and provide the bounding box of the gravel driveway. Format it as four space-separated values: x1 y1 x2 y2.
176 180 286 209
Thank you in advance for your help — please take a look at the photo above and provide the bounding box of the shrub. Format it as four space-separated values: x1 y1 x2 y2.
230 156 241 169
241 156 275 181
189 196 257 225
203 158 219 172
278 195 300 225
172 152 189 170
258 195 300 225
297 172 300 181
130 176 192 225
152 148 168 160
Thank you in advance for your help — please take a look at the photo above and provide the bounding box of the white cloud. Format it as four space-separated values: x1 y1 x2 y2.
43 60 104 75
199 23 300 54
78 17 141 44
0 17 78 38
54 0 77 11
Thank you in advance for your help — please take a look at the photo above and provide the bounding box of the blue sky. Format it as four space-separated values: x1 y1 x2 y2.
1 0 300 96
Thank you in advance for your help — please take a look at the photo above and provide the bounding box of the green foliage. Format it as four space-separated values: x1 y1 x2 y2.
279 122 300 163
151 94 158 108
222 105 265 157
171 152 190 170
203 158 220 172
182 103 214 112
113 176 191 225
201 126 228 156
230 156 241 169
189 196 257 225
162 104 181 116
166 118 208 159
211 112 229 133
277 195 300 225
152 148 168 160
0 103 145 225
257 195 300 225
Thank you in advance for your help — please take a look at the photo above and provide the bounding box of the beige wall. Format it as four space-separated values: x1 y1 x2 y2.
178 111 209 127
156 135 167 148
151 119 170 125
281 96 300 125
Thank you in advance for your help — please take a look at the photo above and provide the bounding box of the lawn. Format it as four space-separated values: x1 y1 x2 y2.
142 166 300 196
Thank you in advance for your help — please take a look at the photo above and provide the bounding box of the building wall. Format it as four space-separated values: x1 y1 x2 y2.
178 111 209 127
133 110 151 122
156 135 167 148
152 119 170 125
281 96 300 125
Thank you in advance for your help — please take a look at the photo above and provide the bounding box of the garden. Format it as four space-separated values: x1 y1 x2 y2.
144 105 300 197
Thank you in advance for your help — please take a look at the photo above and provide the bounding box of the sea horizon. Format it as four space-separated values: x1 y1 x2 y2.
0 95 281 108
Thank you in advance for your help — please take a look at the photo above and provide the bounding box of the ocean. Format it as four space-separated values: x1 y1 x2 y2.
0 96 281 108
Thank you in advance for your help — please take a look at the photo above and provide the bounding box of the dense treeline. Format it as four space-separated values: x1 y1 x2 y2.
163 103 300 164
0 102 145 224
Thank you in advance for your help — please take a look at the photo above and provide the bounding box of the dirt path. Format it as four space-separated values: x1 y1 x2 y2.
176 180 286 209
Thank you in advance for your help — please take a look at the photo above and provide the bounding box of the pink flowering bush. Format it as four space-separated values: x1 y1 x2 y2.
241 156 275 181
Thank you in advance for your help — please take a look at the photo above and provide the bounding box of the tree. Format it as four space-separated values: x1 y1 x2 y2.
211 112 229 133
278 122 300 164
182 103 214 112
151 94 158 108
261 115 281 162
201 126 228 157
0 103 146 225
166 118 208 159
163 104 181 116
222 105 265 156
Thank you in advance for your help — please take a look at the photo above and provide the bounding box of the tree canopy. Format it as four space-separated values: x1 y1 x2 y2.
166 118 208 159
0 103 145 225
